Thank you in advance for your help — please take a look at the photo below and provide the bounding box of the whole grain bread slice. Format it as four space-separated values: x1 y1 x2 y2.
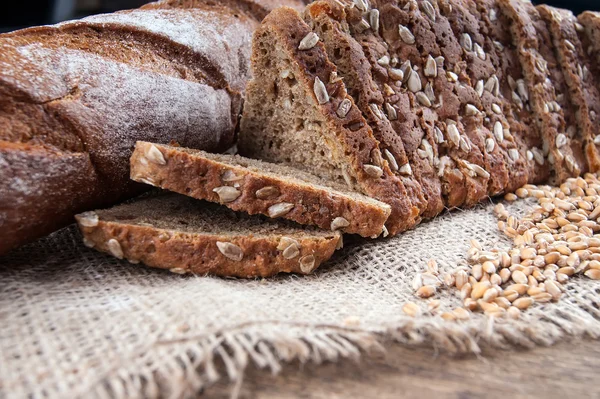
130 141 391 238
498 0 582 184
303 1 438 218
239 6 421 235
76 193 342 278
578 12 600 67
437 0 530 193
308 0 487 209
473 0 545 186
538 5 599 173
375 0 490 207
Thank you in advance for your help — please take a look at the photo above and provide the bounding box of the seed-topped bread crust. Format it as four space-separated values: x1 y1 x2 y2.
432 0 511 196
473 0 542 187
76 193 342 278
239 6 421 235
498 0 581 184
538 6 600 173
578 11 600 67
375 0 490 207
437 0 531 194
130 141 391 237
304 0 440 218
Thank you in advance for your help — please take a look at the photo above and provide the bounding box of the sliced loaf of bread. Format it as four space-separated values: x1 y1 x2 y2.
76 193 342 278
130 141 391 238
538 6 600 173
578 12 600 67
437 0 529 193
302 1 436 218
499 0 582 183
473 0 547 185
374 0 491 207
239 6 422 235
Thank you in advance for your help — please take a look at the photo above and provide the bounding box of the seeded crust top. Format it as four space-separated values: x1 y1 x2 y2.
538 5 599 174
305 0 443 218
473 0 544 188
240 5 422 235
498 0 580 184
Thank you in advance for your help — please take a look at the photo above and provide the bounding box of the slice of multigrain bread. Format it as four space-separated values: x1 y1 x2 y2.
538 5 600 173
578 12 600 67
239 7 421 235
437 0 528 193
498 0 581 184
303 0 439 218
307 0 488 209
383 0 491 206
473 0 548 185
76 193 342 278
130 141 391 238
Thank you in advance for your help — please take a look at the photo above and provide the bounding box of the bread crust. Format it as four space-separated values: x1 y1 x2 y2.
76 194 342 278
305 1 436 218
130 142 391 238
498 0 581 183
538 5 600 173
240 7 422 235
472 0 538 189
0 0 302 254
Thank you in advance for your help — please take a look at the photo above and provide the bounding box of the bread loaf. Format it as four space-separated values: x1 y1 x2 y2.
539 6 600 174
0 0 302 255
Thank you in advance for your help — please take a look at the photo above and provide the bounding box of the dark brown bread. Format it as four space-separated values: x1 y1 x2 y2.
130 142 391 238
578 12 600 68
498 0 581 184
239 6 422 235
76 193 342 278
303 1 435 218
376 0 489 207
538 5 600 173
472 0 544 186
438 0 530 193
0 0 301 255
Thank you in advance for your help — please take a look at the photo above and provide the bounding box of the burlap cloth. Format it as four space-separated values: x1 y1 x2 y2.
2 198 600 398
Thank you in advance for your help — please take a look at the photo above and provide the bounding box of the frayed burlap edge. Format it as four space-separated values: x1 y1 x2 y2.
80 297 600 399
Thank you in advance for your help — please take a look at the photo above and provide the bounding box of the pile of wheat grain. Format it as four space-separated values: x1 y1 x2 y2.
404 173 600 320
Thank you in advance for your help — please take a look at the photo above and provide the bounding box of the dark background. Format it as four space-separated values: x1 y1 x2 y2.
0 0 599 32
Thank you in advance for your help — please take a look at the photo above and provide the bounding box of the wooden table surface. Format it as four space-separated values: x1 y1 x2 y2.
207 339 600 398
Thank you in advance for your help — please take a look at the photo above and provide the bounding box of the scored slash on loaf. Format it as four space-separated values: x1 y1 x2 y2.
130 141 391 238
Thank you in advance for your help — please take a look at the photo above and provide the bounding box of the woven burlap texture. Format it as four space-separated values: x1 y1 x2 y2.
2 199 600 398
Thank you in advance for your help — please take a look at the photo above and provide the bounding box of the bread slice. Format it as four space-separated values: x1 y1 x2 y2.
430 0 513 196
303 1 437 218
130 141 391 238
75 193 342 278
538 5 599 173
437 0 531 193
472 0 545 186
305 0 489 209
498 0 582 183
578 11 600 67
377 0 494 205
238 7 421 235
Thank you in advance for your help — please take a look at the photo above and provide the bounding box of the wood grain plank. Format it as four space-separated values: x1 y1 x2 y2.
206 339 600 398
